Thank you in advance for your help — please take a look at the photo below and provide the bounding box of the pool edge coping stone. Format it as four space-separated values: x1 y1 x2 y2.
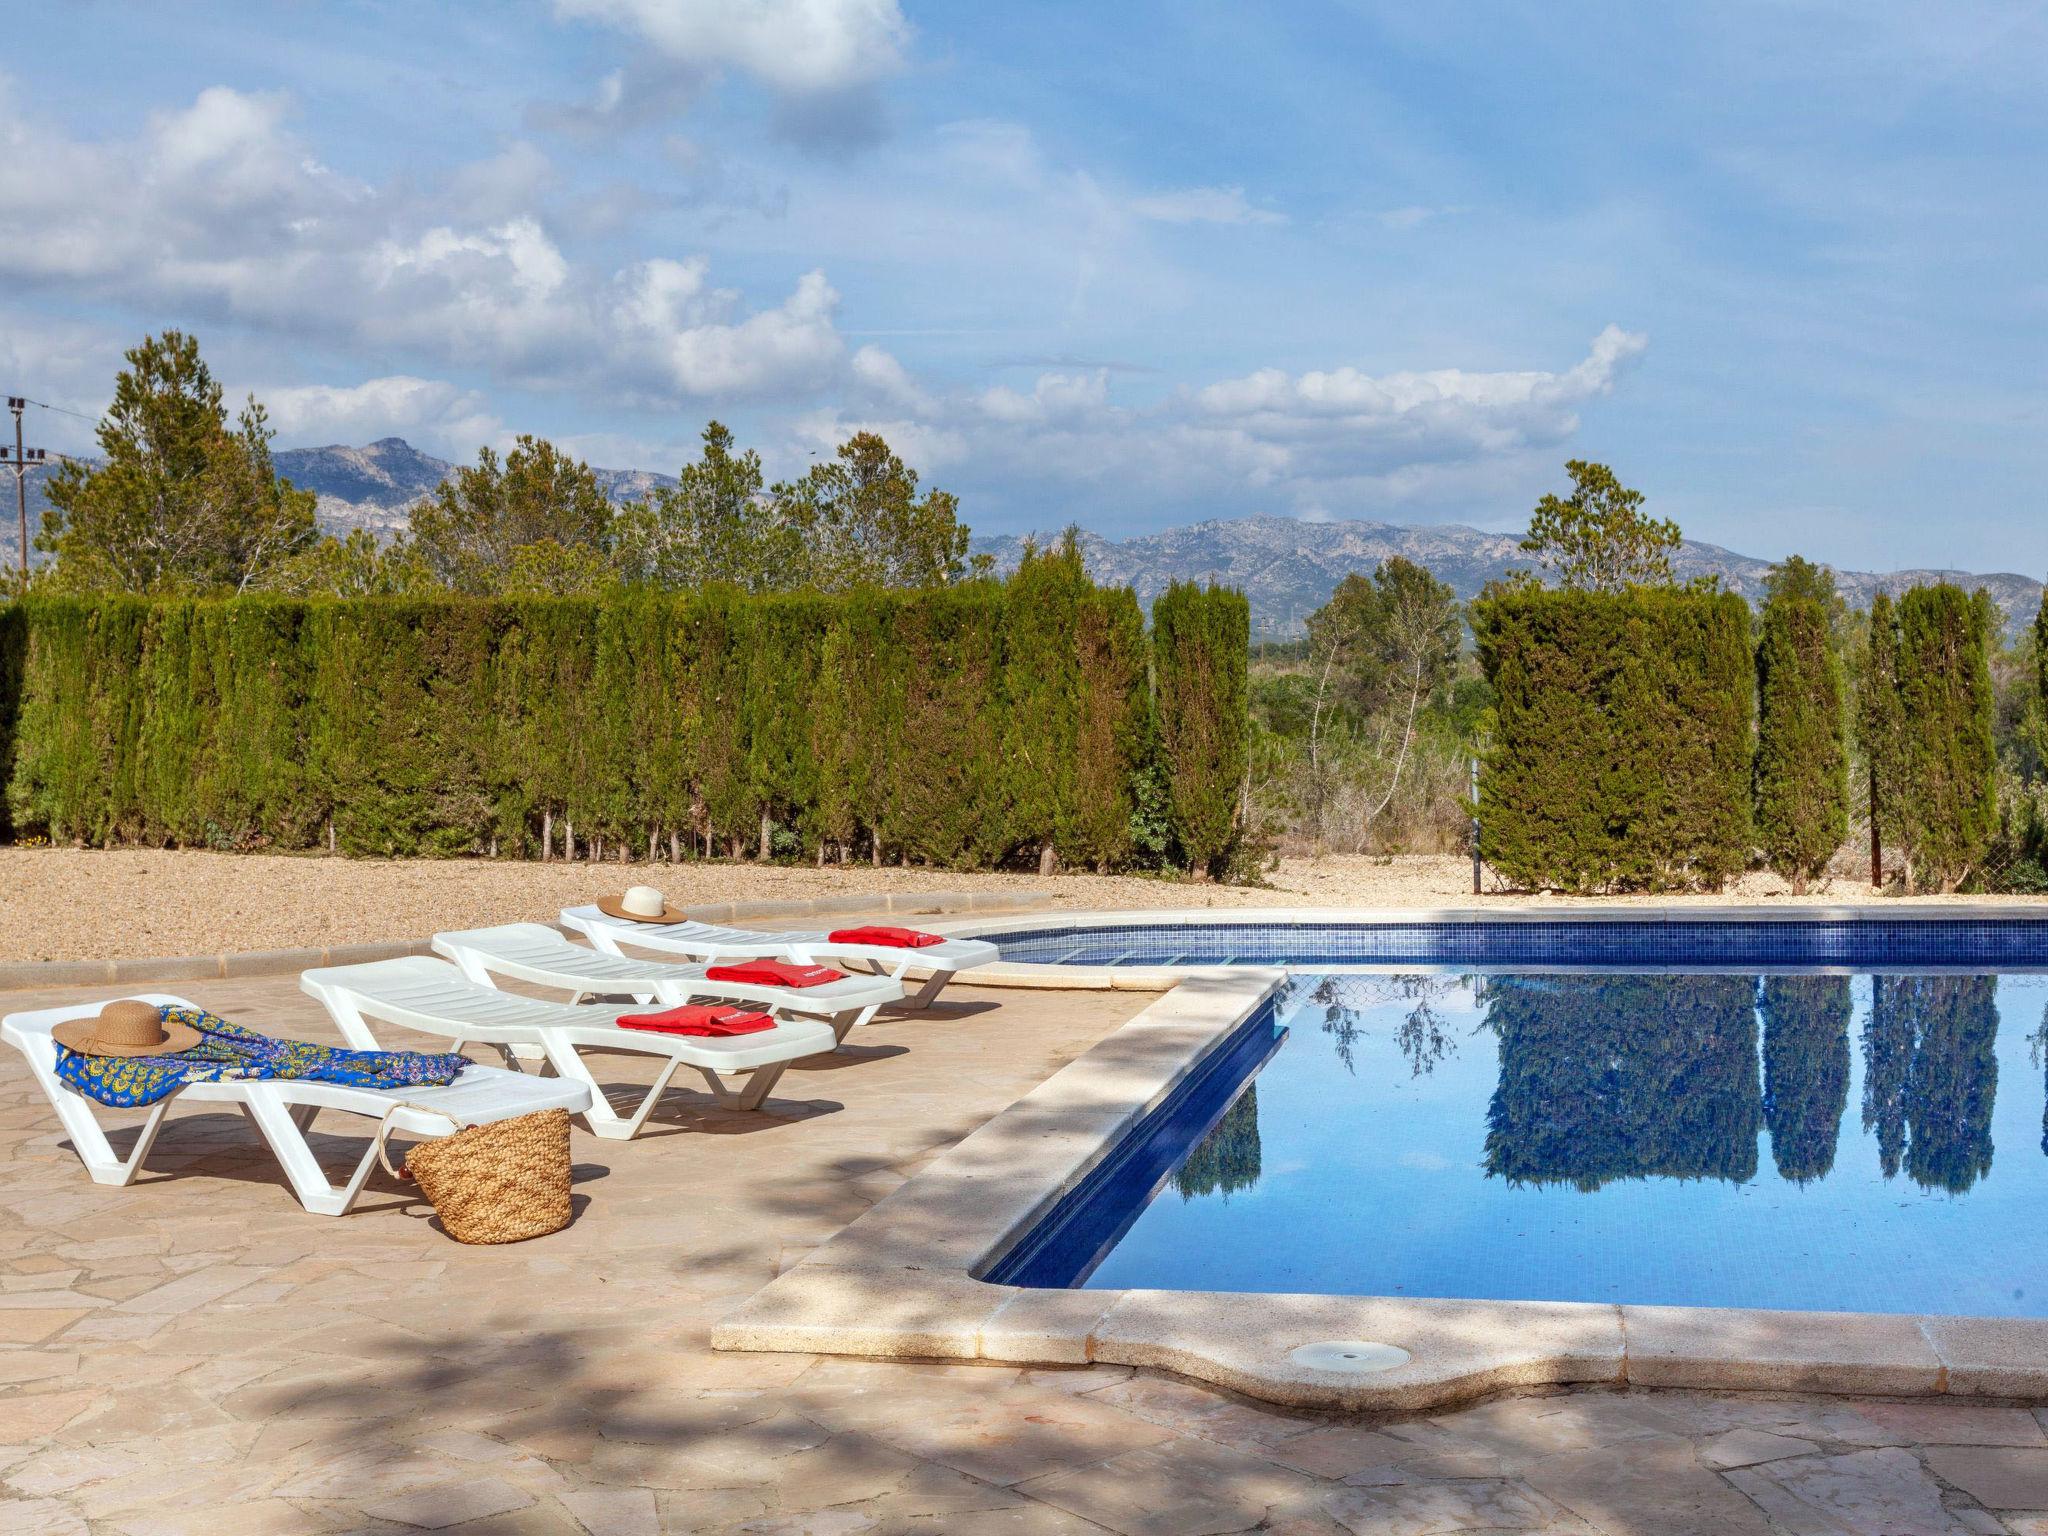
712 953 2048 1413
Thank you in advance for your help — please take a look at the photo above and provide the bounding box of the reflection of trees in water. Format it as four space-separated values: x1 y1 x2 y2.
1862 977 1914 1179
1863 976 2001 1193
2032 1005 2048 1158
1482 975 1761 1191
1900 977 1999 1194
1760 976 1851 1184
1278 973 1465 1077
1172 1085 1262 1200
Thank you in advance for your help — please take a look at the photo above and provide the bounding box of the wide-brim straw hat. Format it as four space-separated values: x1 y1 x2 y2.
52 999 202 1057
596 885 689 925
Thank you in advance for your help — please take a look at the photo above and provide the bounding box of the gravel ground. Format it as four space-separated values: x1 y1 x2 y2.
1 847 2038 964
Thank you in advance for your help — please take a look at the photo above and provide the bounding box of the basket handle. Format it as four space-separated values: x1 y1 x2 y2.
372 1100 466 1180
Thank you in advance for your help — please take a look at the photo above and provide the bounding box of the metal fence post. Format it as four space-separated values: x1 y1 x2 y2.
1470 755 1481 896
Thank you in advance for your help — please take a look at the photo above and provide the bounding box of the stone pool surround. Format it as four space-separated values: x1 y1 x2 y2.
713 908 2048 1413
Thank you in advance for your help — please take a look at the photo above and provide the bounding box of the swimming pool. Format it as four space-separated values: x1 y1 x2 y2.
981 915 2048 970
989 959 2048 1318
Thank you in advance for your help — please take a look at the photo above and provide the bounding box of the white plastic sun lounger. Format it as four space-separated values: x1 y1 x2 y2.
0 993 592 1215
301 956 840 1139
432 923 903 1044
559 906 999 1009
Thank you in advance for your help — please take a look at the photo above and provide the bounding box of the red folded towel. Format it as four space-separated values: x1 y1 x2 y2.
614 1004 777 1037
827 925 946 949
704 960 845 988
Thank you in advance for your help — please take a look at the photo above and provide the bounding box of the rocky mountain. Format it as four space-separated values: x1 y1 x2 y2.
4 438 2039 639
968 515 2047 638
273 439 677 538
274 438 453 537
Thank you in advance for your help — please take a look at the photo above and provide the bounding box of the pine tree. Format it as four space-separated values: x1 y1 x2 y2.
1518 460 1680 592
38 332 316 592
1753 556 1848 893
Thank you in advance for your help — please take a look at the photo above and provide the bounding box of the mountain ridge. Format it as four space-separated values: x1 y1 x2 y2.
6 437 2040 635
965 514 2045 637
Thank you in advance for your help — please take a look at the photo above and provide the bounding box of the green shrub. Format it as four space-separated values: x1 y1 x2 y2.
1473 584 1753 892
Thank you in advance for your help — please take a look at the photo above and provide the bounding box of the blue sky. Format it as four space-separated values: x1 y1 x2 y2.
5 1 2045 574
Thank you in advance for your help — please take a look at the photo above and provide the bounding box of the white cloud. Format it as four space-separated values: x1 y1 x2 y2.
626 265 846 394
258 377 502 455
555 0 909 94
791 329 1647 518
977 370 1109 425
1189 325 1648 471
0 84 865 405
848 344 931 411
786 408 968 477
1129 185 1285 227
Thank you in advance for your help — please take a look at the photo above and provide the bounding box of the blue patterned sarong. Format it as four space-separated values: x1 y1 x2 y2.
54 1005 470 1108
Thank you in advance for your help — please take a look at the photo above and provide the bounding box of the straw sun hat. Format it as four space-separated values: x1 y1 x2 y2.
52 1000 202 1058
596 885 688 925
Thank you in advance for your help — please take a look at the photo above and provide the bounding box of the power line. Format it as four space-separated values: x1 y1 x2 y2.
21 395 98 424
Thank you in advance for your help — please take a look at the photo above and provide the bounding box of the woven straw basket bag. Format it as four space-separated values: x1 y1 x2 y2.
376 1107 574 1244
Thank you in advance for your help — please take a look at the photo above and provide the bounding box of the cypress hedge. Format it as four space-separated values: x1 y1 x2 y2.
1151 581 1250 878
1473 584 1754 892
0 579 1239 873
1893 584 1997 892
1753 570 1848 893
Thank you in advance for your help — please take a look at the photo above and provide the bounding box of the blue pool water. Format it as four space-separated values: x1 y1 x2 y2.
990 961 2048 1317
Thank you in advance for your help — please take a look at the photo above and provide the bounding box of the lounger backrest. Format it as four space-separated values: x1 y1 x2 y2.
433 923 705 984
1 992 195 1057
560 907 799 949
434 921 570 956
301 955 584 1035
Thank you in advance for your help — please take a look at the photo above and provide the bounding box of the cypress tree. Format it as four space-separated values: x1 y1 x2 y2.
0 584 1194 874
1070 587 1147 870
1001 537 1087 873
1473 585 1751 892
1856 590 1906 888
0 600 24 841
1895 583 1997 892
1151 581 1249 879
743 593 826 858
2037 585 2047 745
1753 557 1848 893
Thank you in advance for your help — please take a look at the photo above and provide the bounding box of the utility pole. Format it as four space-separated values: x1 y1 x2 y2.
2 398 51 582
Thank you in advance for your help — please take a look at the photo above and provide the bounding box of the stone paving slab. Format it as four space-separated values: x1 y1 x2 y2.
1 971 2047 1532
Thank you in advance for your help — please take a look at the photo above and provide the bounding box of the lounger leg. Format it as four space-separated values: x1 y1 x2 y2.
581 925 628 959
903 973 949 1010
696 1060 789 1112
823 1004 882 1044
24 1049 176 1186
237 1094 383 1216
319 994 386 1051
535 1036 682 1141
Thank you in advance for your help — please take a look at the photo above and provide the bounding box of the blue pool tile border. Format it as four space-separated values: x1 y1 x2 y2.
980 918 2048 970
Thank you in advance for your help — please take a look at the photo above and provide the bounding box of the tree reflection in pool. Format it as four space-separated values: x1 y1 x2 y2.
1083 969 2048 1314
